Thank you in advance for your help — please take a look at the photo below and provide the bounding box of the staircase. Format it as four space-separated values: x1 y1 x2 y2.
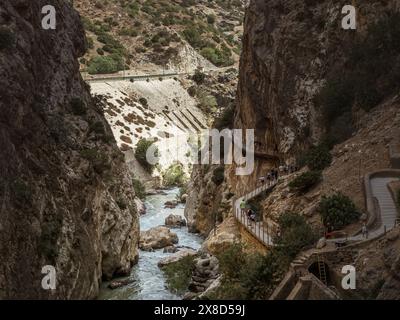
370 177 399 231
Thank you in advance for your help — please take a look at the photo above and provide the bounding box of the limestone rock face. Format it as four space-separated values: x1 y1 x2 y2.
202 217 240 255
135 198 146 215
185 165 231 235
0 1 139 299
165 214 187 228
185 253 220 298
157 248 197 268
140 226 179 251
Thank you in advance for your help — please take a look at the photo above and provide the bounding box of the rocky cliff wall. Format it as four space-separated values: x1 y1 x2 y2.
0 0 139 299
187 0 400 239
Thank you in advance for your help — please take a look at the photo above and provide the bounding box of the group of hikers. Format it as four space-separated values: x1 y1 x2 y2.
258 163 299 185
239 199 256 224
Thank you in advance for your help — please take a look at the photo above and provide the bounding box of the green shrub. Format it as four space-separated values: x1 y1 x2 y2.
177 184 188 202
289 171 322 193
318 193 360 230
87 54 124 74
162 163 187 186
200 46 233 67
0 27 15 50
299 143 332 171
187 86 196 97
132 178 146 200
212 166 225 185
161 255 196 295
209 212 316 300
70 97 87 116
207 14 216 24
197 90 218 114
118 28 138 37
182 26 203 48
97 32 125 55
214 106 234 129
135 138 158 173
274 212 318 259
192 70 206 84
217 242 248 280
86 36 94 50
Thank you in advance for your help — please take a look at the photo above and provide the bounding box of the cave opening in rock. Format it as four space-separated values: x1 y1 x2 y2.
308 261 332 286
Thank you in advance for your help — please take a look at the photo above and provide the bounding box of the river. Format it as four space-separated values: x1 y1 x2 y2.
98 188 203 300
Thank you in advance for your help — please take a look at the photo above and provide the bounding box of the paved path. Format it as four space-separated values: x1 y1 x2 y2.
327 175 399 243
363 176 399 238
234 173 399 248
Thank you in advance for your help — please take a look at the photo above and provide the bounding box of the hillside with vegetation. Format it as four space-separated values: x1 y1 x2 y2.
75 0 245 74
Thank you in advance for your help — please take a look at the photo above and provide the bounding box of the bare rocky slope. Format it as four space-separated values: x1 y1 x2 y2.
0 0 139 299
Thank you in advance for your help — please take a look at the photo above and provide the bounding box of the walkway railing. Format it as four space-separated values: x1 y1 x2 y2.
233 180 278 247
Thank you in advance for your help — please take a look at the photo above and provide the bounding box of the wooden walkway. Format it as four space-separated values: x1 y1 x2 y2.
234 180 278 247
233 171 400 248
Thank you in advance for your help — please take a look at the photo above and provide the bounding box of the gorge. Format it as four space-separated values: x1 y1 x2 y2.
1 0 400 300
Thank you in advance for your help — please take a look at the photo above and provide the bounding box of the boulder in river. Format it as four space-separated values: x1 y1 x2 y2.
165 214 187 227
158 248 197 268
108 278 134 290
163 245 178 253
179 193 188 203
140 226 179 251
164 200 178 209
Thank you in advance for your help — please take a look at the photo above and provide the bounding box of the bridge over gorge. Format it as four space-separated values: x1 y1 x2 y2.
81 67 233 83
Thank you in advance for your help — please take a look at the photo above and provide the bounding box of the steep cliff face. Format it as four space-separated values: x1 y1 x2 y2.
187 0 400 240
185 165 233 235
230 0 400 190
0 0 139 299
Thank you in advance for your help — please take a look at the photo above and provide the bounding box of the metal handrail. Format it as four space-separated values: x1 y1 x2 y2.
233 180 278 247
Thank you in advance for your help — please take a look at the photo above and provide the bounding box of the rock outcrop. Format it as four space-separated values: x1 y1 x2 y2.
165 214 187 228
184 165 233 236
139 226 179 251
202 217 241 255
0 1 139 299
157 249 197 268
184 253 220 299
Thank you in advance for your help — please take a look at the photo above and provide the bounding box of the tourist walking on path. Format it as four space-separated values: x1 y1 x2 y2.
362 223 368 239
246 208 253 225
